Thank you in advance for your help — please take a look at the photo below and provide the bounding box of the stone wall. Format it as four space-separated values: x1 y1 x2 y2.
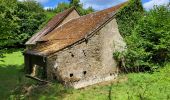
25 9 80 78
46 18 125 88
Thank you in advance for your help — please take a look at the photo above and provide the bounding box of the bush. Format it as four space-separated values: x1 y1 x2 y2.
0 0 46 48
0 0 46 60
116 0 144 37
115 5 170 72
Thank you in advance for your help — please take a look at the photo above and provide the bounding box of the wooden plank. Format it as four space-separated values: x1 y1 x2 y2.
26 74 52 84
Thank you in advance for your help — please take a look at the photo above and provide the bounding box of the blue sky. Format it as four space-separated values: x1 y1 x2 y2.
19 0 170 10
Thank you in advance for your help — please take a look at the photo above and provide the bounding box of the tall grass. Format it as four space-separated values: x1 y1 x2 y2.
0 51 170 100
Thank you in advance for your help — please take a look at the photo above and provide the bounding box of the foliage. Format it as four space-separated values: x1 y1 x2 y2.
0 0 94 60
15 0 46 45
116 0 144 37
84 7 95 15
38 11 56 30
0 0 19 47
1 51 170 99
69 0 95 15
0 0 46 47
52 0 94 15
115 4 170 71
0 0 46 59
54 2 70 13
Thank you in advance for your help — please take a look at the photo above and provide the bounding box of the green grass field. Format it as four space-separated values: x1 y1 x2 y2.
0 51 170 100
0 51 24 99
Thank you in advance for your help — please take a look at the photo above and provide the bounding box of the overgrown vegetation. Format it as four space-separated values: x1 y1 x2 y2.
115 0 170 72
0 51 24 99
116 0 144 37
69 0 94 15
1 51 170 99
1 0 170 99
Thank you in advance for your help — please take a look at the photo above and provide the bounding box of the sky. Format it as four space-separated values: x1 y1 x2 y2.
18 0 170 10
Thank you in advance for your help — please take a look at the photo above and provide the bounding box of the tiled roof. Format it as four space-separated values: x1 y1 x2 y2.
25 7 77 45
26 2 128 56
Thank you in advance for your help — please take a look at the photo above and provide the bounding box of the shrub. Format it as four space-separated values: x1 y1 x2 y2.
116 0 144 37
115 5 170 72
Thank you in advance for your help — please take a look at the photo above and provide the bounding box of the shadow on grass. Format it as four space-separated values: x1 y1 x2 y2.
0 64 71 100
0 64 24 99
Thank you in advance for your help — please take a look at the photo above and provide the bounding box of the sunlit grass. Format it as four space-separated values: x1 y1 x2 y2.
0 51 24 99
0 51 170 100
62 65 170 100
0 51 24 66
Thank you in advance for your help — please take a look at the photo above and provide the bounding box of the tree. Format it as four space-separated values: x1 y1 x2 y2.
54 2 70 13
116 0 144 37
16 0 46 45
70 0 94 15
85 7 94 14
69 0 82 8
0 0 19 47
0 0 46 60
114 5 170 72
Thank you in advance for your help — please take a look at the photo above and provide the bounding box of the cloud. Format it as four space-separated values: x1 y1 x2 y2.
80 0 127 10
18 0 49 3
143 0 170 10
44 6 55 10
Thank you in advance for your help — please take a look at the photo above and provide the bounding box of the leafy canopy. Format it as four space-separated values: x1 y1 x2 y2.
116 0 143 37
0 0 46 59
53 0 95 15
115 0 170 72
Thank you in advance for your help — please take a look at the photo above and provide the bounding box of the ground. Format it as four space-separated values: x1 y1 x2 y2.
0 51 170 100
0 51 24 99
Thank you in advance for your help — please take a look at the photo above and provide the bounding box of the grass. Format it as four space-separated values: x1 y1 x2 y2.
62 67 170 100
0 51 24 99
0 51 24 65
0 51 170 100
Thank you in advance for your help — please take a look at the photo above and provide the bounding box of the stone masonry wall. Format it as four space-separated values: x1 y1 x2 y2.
46 18 126 88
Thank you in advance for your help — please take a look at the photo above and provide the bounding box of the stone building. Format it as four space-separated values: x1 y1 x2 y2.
24 2 127 89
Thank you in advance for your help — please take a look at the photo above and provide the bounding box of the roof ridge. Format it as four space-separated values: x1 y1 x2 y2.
25 6 77 45
27 2 128 56
40 1 128 42
77 1 128 18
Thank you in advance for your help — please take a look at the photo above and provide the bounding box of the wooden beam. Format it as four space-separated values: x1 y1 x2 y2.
26 74 52 84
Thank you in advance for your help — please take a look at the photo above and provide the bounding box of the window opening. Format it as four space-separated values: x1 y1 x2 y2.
71 53 74 57
70 73 73 77
83 71 87 75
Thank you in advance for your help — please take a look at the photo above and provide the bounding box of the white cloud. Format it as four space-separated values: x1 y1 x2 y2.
18 0 49 3
143 0 170 10
44 6 55 10
80 0 127 10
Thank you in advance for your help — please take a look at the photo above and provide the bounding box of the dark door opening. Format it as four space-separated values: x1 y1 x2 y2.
31 64 45 78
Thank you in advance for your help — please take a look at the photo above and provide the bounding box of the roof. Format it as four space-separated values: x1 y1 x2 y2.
26 2 128 56
25 7 79 45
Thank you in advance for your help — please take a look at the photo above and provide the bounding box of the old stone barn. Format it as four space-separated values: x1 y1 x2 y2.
24 2 126 89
